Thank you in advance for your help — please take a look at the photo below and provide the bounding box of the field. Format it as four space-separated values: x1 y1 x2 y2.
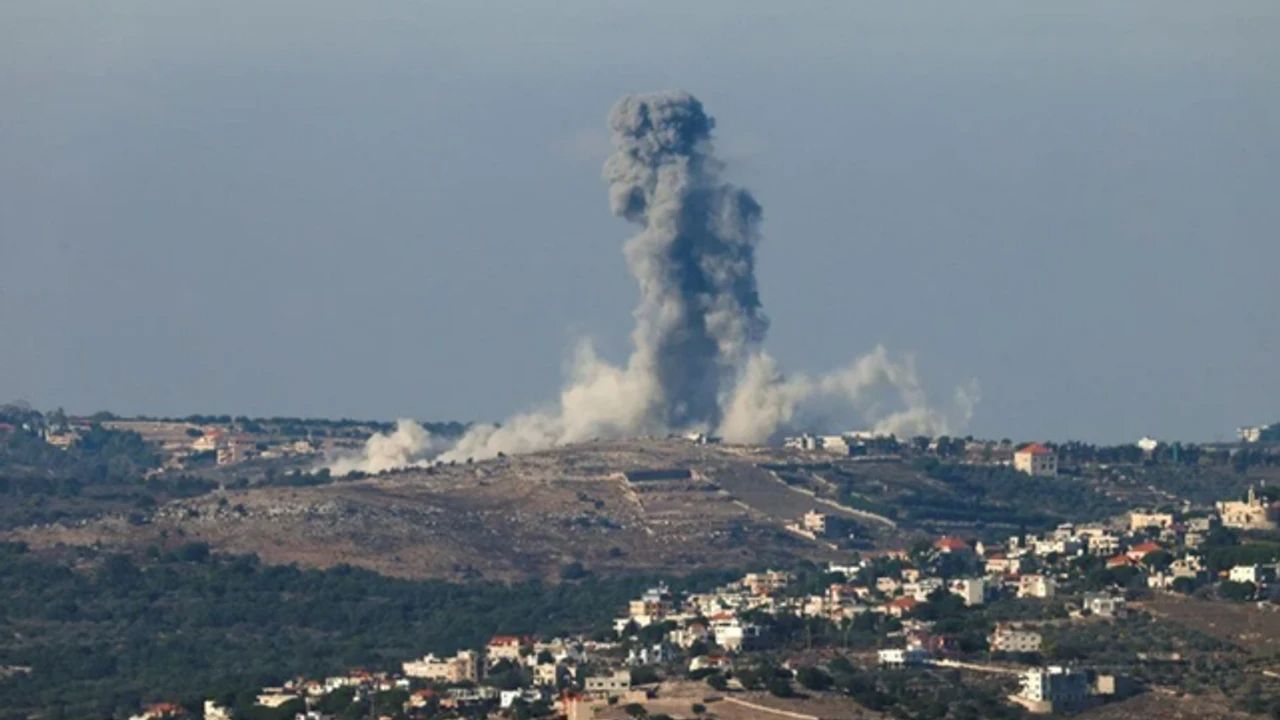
1139 594 1280 657
11 441 869 581
8 436 1268 583
1076 690 1256 720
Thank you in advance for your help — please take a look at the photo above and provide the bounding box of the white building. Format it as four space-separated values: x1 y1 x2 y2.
711 618 760 652
1217 486 1279 531
905 577 945 601
1014 666 1089 714
203 701 233 720
985 555 1024 576
1082 593 1126 618
1033 537 1082 557
1013 444 1057 477
1129 511 1175 532
1017 574 1056 599
878 648 928 666
949 577 986 607
1238 424 1278 443
402 650 481 684
783 434 821 451
1228 564 1275 585
1085 533 1121 557
820 435 852 456
254 690 297 709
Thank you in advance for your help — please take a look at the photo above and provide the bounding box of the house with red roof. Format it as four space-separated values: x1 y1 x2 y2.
886 596 921 618
935 536 973 555
1126 541 1164 563
129 703 190 720
486 635 533 666
1014 443 1057 477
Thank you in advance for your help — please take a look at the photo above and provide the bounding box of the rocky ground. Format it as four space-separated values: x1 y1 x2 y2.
9 440 901 581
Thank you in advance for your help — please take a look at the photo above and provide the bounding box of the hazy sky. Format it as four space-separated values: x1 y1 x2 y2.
2 1 1277 443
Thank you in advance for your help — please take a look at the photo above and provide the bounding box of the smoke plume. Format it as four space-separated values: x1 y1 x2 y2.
329 91 976 474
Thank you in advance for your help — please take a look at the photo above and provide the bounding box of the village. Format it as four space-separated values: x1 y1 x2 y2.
126 473 1279 720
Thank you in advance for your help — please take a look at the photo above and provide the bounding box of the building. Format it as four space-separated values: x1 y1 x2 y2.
949 577 985 607
985 554 1024 576
1228 564 1276 585
689 655 733 673
878 647 928 666
1217 486 1279 531
533 662 561 687
203 701 232 720
1013 666 1089 714
742 571 792 596
627 643 670 666
42 427 80 450
1085 533 1121 556
625 584 675 627
935 536 973 555
583 670 631 696
1033 536 1082 557
886 596 921 618
1082 593 1126 618
487 635 531 665
501 688 551 709
1093 674 1132 698
129 703 190 720
875 576 902 595
820 435 852 456
254 690 297 709
1238 424 1280 444
1129 511 1175 532
190 429 223 453
1013 444 1057 477
989 624 1042 653
800 510 827 536
1017 574 1056 599
711 617 760 652
782 433 856 455
402 650 481 684
905 577 944 601
1126 541 1164 563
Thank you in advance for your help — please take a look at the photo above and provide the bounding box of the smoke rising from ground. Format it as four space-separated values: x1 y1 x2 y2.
329 91 976 474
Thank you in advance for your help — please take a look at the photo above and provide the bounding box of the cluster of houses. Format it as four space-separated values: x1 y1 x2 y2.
12 415 325 469
128 483 1278 720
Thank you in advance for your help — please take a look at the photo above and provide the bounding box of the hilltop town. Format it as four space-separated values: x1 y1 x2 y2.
1 406 1279 720
116 473 1280 720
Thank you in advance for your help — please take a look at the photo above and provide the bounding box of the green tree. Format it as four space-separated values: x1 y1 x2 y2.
1219 580 1256 602
796 666 832 691
767 678 794 698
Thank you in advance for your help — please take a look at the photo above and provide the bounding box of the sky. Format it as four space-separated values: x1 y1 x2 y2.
1 1 1277 443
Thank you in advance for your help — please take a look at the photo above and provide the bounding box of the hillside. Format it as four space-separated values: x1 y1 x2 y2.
12 441 880 580
10 437 1248 581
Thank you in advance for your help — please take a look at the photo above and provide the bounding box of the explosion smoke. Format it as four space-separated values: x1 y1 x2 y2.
331 91 975 474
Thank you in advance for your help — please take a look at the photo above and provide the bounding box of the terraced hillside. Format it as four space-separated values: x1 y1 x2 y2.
9 439 1157 580
11 441 883 580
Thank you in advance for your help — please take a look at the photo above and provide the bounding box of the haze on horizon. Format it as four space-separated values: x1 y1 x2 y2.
2 1 1277 444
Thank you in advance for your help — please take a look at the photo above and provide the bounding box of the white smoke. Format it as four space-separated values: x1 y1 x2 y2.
718 346 980 445
329 91 978 474
328 419 447 475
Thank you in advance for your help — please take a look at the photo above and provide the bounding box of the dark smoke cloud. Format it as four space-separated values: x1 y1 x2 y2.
604 91 768 430
330 91 974 472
